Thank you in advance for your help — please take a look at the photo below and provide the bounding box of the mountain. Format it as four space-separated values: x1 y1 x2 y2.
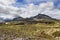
32 14 52 19
4 19 12 22
29 14 54 21
13 16 24 21
0 17 5 22
3 14 57 22
12 14 56 21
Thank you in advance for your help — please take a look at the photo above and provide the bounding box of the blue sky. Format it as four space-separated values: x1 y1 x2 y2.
16 0 47 5
0 0 60 20
15 0 60 8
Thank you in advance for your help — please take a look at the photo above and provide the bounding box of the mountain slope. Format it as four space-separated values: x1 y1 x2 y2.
13 16 24 21
29 14 54 21
4 14 57 22
33 14 52 19
0 17 4 22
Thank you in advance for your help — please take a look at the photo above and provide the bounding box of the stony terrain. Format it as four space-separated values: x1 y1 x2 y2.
0 20 60 40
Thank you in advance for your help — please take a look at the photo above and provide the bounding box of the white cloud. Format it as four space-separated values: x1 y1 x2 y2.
0 0 16 6
19 2 60 19
0 0 19 19
43 9 60 19
0 0 60 20
19 2 54 18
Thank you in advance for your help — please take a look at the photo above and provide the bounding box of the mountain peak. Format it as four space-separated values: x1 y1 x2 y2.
2 14 56 22
31 14 52 19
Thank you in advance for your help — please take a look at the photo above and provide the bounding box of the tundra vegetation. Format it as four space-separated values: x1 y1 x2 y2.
0 20 60 40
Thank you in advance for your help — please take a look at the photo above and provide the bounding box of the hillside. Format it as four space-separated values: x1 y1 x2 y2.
0 14 60 40
0 20 60 40
3 14 56 22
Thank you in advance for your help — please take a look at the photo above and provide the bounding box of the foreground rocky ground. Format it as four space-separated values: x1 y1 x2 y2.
0 21 60 40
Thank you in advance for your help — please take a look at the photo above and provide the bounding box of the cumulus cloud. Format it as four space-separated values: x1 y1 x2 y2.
19 2 54 18
0 0 16 6
0 0 60 20
19 2 60 19
0 0 19 19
